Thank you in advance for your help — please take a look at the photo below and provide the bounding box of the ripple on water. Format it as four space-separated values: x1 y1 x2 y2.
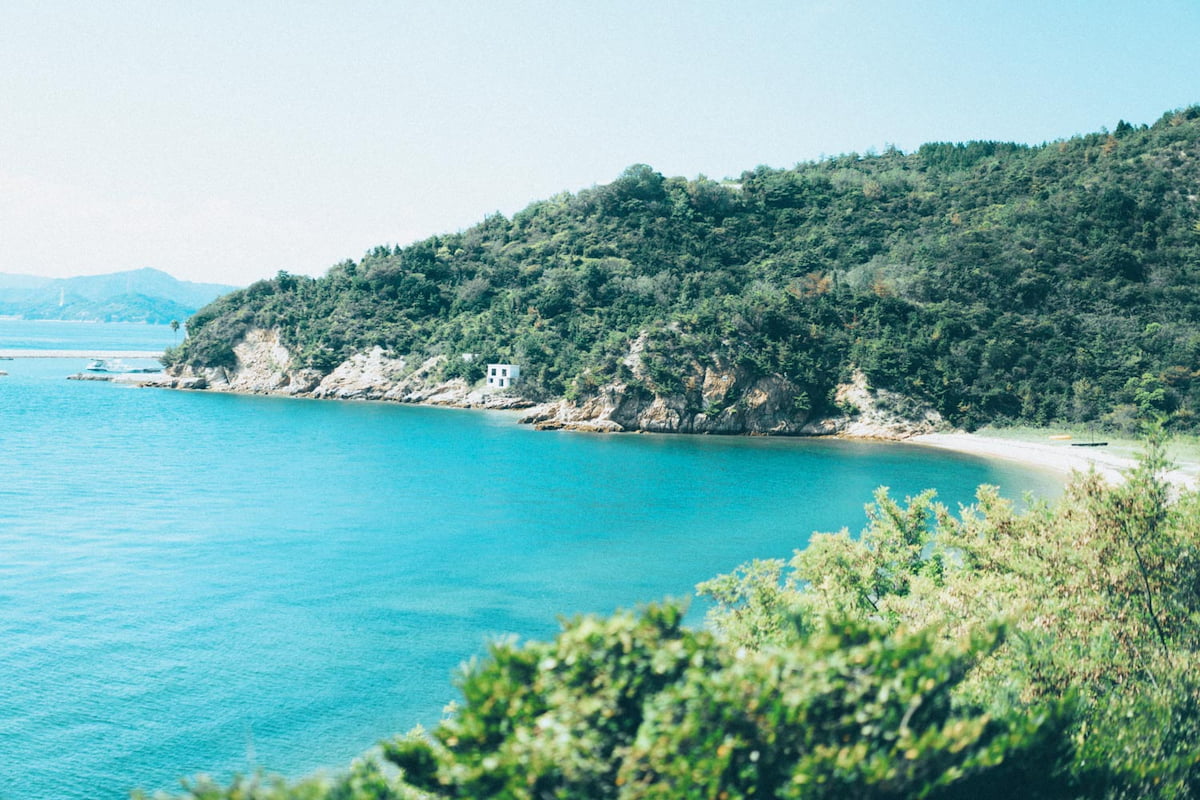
0 328 1062 799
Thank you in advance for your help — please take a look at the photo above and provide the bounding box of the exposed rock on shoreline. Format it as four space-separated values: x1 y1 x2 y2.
160 327 944 438
519 369 942 439
161 328 534 410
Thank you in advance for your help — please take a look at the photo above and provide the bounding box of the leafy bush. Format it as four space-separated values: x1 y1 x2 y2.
385 606 1073 799
702 434 1200 796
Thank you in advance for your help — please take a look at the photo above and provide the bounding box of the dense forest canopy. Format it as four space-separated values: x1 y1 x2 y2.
175 105 1200 430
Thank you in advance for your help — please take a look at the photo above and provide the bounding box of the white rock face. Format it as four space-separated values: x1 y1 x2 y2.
171 328 943 439
193 328 321 394
170 328 530 409
525 368 943 439
818 370 945 439
520 346 804 435
312 347 408 400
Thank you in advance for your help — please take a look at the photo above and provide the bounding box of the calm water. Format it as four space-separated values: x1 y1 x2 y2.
0 321 1062 799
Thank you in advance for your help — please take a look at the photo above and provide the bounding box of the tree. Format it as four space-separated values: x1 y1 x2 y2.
385 605 1073 800
701 438 1200 796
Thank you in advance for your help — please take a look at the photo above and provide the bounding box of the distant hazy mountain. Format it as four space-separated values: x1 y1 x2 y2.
0 267 239 324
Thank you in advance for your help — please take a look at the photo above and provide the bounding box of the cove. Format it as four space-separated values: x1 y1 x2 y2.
0 345 1060 799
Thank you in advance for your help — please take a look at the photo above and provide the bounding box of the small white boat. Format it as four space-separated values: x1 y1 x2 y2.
85 358 159 374
87 358 131 373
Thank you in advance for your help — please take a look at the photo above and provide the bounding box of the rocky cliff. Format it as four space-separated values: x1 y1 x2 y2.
163 328 529 409
520 339 943 439
162 327 944 438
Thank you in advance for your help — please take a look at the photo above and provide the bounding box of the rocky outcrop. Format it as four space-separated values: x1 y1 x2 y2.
521 334 942 439
166 328 532 409
522 370 804 435
167 327 944 439
520 335 807 435
791 370 945 439
521 368 942 439
163 328 324 395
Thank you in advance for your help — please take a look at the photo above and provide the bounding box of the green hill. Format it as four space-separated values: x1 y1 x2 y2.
0 267 238 324
174 105 1200 432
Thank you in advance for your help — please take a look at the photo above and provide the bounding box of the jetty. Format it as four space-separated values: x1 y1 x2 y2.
0 349 163 359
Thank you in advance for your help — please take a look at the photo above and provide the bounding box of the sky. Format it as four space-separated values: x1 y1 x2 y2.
2 1 1199 287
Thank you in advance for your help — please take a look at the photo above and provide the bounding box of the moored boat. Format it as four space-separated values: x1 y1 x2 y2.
85 358 159 374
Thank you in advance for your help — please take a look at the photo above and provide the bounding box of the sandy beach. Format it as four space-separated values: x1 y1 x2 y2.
911 432 1199 490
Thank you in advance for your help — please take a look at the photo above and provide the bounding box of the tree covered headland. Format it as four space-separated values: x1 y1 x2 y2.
175 106 1200 431
151 438 1200 799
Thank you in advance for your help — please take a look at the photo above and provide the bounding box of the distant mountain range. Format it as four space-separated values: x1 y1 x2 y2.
0 267 239 324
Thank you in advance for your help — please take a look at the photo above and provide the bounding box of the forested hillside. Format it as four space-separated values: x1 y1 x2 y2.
174 106 1200 431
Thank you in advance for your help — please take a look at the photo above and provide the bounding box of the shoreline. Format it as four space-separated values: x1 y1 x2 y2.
83 366 1200 491
909 431 1198 490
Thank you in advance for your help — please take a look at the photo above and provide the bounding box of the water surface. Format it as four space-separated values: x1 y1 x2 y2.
0 322 1062 799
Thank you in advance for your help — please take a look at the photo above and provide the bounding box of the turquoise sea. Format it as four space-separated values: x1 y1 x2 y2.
0 321 1062 799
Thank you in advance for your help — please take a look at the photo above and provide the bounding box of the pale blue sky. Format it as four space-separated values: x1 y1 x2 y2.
2 1 1198 286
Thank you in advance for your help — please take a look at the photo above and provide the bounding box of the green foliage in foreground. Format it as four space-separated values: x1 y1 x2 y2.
700 433 1200 798
138 760 412 800
149 611 1072 800
385 609 1071 799
148 440 1200 799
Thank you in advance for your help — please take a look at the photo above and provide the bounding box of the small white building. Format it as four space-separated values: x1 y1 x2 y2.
486 363 520 390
